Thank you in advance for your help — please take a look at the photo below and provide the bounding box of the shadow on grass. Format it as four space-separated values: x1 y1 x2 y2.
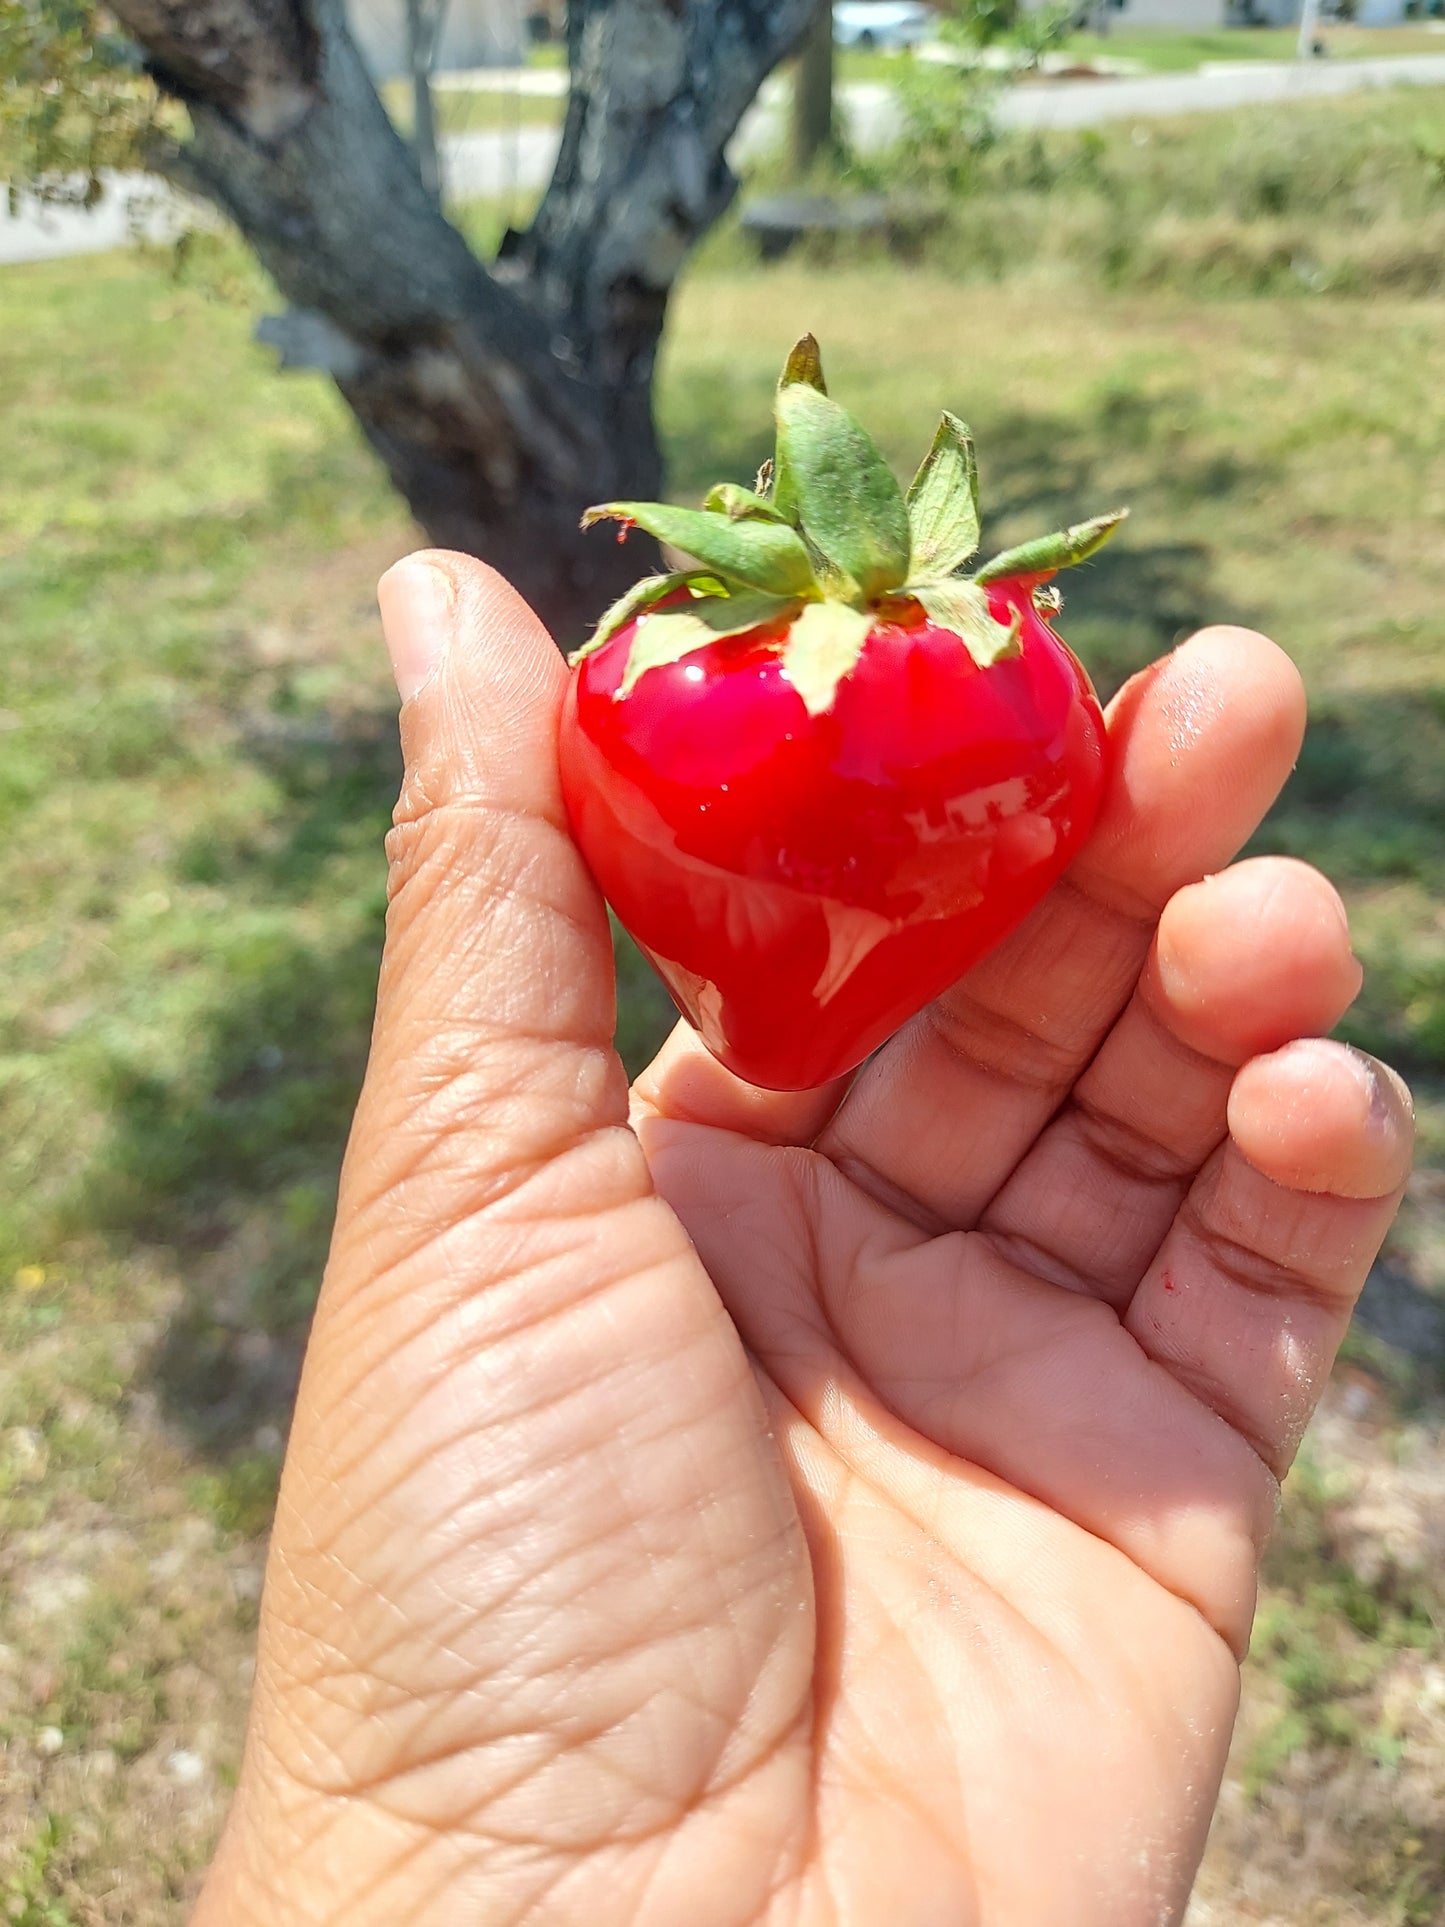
86 701 674 1453
91 715 401 1449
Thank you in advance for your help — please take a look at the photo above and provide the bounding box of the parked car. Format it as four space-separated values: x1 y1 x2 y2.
833 2 934 51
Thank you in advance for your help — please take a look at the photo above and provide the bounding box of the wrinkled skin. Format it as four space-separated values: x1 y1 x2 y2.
196 555 1412 1927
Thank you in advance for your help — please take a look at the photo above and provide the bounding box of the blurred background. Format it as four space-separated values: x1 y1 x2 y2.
2 0 1444 1918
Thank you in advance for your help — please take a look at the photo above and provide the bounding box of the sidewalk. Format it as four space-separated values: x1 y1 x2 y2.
5 54 1445 267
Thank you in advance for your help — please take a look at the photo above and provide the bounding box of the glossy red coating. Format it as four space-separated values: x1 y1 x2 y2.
559 583 1107 1091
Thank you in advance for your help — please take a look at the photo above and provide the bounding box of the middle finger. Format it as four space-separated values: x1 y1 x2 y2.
978 856 1362 1306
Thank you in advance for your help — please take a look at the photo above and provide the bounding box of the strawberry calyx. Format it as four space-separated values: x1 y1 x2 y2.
573 335 1127 715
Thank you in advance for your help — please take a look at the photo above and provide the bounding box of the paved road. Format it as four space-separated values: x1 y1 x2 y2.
996 50 1445 129
447 52 1445 198
0 173 197 267
5 53 1445 265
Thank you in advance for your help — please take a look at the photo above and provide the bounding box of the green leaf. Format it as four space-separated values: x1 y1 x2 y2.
568 569 713 666
618 590 800 697
905 412 981 579
702 482 786 524
778 600 876 717
974 509 1129 586
582 501 817 598
774 383 912 602
772 335 828 523
908 579 1022 668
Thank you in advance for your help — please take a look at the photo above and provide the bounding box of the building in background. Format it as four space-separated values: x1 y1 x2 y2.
346 0 526 80
1096 0 1224 27
1073 0 1422 27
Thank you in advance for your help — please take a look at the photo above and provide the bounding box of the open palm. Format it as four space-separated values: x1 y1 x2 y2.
196 557 1411 1927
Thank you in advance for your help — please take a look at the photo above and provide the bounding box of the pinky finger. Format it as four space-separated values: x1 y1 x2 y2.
1125 1040 1414 1480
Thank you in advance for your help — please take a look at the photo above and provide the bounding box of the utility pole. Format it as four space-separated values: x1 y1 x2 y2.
404 0 450 202
1296 0 1322 60
792 0 835 177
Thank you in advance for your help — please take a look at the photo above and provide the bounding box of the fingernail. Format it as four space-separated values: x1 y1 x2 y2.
378 557 456 704
1341 1046 1405 1141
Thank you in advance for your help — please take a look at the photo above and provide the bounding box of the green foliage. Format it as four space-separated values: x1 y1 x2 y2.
824 86 1445 298
0 3 161 203
44 1593 169 1760
935 0 1075 58
3 1815 79 1927
1244 1450 1443 1800
188 1449 283 1540
882 56 999 195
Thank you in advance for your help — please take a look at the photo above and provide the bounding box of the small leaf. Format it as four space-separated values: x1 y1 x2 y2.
775 384 912 602
778 600 876 717
772 336 828 523
618 590 800 697
905 412 981 579
568 569 712 665
778 334 827 395
974 509 1129 586
702 482 787 524
908 579 1022 668
583 500 817 597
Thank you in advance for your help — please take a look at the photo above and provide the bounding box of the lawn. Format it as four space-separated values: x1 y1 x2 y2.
1054 23 1445 70
3 90 1445 1924
379 75 562 136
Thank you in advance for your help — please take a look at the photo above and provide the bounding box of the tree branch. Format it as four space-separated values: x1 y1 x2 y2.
111 0 644 630
513 0 817 425
107 0 816 634
114 0 319 139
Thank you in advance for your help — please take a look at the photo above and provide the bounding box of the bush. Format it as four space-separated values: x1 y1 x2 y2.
772 86 1445 298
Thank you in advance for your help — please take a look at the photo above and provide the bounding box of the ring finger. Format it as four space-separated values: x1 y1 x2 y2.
978 855 1363 1307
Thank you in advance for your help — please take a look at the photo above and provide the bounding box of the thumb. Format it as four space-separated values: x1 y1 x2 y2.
345 548 630 1266
200 552 815 1919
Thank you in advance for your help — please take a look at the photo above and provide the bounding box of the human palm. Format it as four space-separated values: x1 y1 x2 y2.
196 557 1410 1927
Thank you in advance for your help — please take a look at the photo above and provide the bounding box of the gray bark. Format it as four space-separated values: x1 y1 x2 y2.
110 0 818 640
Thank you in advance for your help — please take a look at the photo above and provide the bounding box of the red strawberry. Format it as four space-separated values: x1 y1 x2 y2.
560 337 1124 1092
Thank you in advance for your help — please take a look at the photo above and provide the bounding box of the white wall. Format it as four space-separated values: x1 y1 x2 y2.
1082 0 1414 27
1111 0 1227 27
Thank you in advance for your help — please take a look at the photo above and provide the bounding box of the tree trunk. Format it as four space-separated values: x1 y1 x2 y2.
792 0 835 178
110 0 819 642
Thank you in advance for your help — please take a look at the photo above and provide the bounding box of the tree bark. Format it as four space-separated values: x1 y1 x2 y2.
110 0 818 641
792 0 835 178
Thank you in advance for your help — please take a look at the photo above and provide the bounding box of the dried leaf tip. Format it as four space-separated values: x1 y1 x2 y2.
778 334 827 394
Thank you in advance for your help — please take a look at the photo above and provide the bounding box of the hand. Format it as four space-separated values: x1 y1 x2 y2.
195 554 1412 1927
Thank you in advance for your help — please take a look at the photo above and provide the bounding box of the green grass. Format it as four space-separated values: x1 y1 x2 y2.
2 88 1445 1921
835 45 927 84
379 78 562 136
819 81 1445 297
3 1816 79 1927
1055 23 1445 69
1061 25 1305 69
